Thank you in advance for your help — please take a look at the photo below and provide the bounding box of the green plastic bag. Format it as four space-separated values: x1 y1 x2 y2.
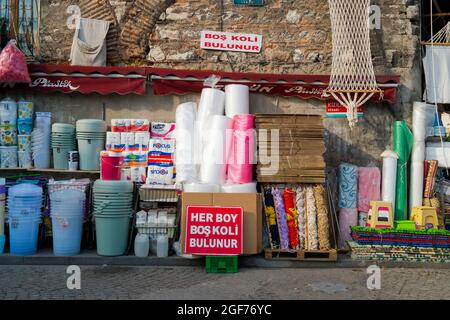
393 121 413 221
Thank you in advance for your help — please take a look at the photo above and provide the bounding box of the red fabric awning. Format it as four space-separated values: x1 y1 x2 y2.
147 68 400 104
24 64 147 95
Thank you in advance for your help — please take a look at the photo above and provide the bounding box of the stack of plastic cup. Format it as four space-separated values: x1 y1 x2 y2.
93 180 133 256
7 184 43 256
51 123 76 170
18 134 32 168
76 119 106 171
50 189 85 256
32 112 52 169
17 101 34 135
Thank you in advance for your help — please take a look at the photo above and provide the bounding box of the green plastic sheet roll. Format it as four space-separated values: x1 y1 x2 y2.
393 120 413 221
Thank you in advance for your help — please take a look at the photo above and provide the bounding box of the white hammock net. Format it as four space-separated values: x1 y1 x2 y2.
425 21 450 44
325 0 382 127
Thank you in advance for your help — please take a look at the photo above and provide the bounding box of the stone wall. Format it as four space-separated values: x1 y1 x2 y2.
29 0 423 167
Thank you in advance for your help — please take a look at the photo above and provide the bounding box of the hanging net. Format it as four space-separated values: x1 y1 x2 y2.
325 0 382 127
424 21 450 45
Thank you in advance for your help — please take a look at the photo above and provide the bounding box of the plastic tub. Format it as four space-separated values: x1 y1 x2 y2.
9 216 41 256
95 214 131 256
52 147 72 170
51 215 83 256
77 139 104 170
100 153 124 180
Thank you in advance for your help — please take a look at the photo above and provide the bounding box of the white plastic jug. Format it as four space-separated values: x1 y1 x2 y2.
134 233 149 257
156 234 169 258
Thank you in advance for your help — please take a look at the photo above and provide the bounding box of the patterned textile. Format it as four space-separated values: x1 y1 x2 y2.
295 186 307 250
314 185 331 250
272 187 290 250
357 167 381 213
284 188 299 249
339 208 358 248
339 163 358 209
263 188 280 248
306 186 319 250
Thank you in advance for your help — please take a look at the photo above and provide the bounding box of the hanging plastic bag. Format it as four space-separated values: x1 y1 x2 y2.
0 40 31 84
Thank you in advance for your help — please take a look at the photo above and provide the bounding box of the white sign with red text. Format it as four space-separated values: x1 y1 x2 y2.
200 30 262 53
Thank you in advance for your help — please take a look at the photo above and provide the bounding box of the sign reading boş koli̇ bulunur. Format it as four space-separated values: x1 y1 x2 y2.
185 206 243 255
200 30 262 53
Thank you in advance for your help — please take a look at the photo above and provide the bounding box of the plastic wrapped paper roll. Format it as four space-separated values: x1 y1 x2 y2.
221 182 257 193
394 121 413 221
381 150 398 209
200 115 232 185
176 102 198 184
225 84 250 118
338 208 358 248
183 183 220 193
197 88 225 123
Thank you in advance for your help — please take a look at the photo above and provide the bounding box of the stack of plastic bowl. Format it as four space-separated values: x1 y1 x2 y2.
76 119 106 171
51 123 76 170
93 180 134 256
50 189 85 256
7 184 43 256
32 112 51 169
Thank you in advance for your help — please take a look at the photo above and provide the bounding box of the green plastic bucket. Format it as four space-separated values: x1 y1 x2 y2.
52 147 72 170
78 138 105 170
95 214 131 256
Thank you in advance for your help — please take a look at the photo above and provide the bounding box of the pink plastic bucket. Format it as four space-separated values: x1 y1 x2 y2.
101 153 124 180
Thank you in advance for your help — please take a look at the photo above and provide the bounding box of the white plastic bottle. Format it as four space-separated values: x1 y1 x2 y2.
134 233 149 257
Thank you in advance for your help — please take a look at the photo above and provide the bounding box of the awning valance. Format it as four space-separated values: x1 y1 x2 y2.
24 64 147 95
147 68 400 104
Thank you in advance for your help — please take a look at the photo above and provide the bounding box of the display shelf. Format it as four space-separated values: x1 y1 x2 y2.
0 168 100 174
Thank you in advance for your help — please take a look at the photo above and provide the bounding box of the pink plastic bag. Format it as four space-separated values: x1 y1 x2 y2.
0 40 31 84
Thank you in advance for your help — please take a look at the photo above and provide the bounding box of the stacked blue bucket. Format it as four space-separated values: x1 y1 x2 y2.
7 184 43 255
93 180 134 256
50 189 85 256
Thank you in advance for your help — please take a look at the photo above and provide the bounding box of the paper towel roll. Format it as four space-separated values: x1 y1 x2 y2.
225 84 250 118
184 183 220 193
221 182 257 193
381 150 398 209
200 115 232 185
176 102 198 184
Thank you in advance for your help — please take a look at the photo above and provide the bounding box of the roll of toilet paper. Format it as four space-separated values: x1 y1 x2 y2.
184 183 220 193
225 84 250 118
221 182 257 193
175 102 198 184
200 115 232 185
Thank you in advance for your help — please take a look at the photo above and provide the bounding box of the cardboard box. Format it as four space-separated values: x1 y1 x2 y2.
181 193 263 255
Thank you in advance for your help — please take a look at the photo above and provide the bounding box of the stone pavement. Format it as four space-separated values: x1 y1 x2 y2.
0 265 449 300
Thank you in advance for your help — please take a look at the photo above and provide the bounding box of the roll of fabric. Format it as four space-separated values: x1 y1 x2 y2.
175 102 198 184
306 186 319 251
338 163 358 209
338 208 358 248
394 120 413 221
314 185 331 251
200 115 232 185
227 115 256 184
424 160 438 199
225 84 250 118
283 188 299 249
263 188 280 248
381 150 398 208
357 167 381 213
295 186 307 250
272 187 289 250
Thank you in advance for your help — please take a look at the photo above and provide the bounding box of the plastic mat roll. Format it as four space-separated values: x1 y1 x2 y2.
175 102 198 184
381 150 398 209
225 84 250 118
338 163 358 209
227 115 256 184
221 182 257 193
357 167 381 213
394 120 413 221
183 183 220 193
338 208 358 248
200 115 232 185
